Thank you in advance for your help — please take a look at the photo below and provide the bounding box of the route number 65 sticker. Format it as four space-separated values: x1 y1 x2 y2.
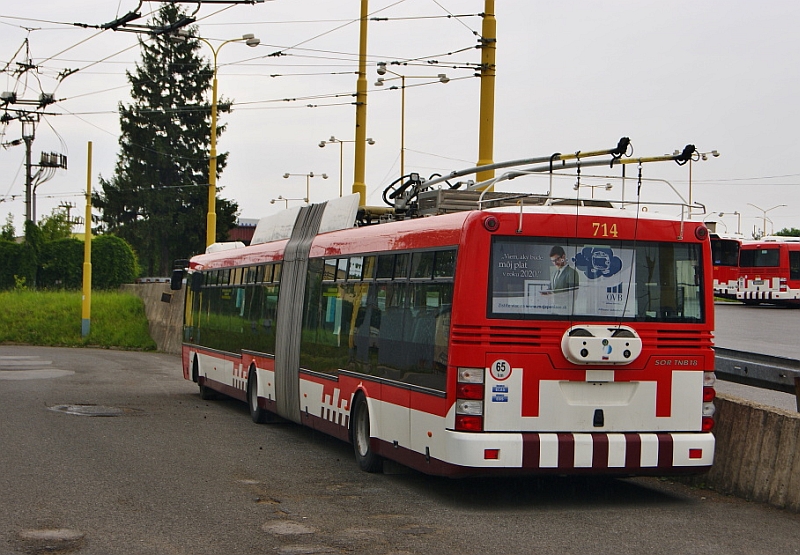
489 359 512 381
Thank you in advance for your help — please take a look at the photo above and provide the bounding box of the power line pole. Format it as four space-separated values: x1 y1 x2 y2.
22 116 36 223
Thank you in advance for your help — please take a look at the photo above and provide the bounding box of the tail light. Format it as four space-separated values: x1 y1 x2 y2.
455 367 484 431
695 225 709 241
780 277 788 292
702 371 716 431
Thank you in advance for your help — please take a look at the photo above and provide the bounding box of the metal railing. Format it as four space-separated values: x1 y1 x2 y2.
715 347 800 411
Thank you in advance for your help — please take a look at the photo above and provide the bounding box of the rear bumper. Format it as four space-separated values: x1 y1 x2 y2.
386 431 715 477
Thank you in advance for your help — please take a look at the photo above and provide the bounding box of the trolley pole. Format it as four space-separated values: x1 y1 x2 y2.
81 142 92 338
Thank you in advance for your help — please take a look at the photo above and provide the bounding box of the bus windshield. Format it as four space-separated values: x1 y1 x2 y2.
489 238 704 322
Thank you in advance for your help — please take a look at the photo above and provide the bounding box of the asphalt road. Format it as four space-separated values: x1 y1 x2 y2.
713 302 800 411
1 345 799 555
713 302 799 358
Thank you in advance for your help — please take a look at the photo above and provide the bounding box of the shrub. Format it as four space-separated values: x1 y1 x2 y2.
0 233 139 291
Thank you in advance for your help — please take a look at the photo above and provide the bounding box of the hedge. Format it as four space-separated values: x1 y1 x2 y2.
1 234 139 290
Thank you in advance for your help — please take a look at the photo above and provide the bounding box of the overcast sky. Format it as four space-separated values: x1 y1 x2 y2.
2 1 799 238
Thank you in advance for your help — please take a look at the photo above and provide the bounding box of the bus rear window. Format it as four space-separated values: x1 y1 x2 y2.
711 238 739 266
739 248 779 267
489 237 704 322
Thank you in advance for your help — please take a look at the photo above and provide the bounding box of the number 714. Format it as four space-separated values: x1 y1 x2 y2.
592 222 618 237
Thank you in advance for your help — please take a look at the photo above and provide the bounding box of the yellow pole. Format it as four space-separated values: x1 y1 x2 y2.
207 72 218 247
81 141 93 338
352 0 369 206
198 35 261 246
476 0 497 186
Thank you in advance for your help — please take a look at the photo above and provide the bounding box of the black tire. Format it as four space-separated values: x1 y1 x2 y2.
193 357 216 400
351 394 383 473
198 379 216 400
247 368 271 424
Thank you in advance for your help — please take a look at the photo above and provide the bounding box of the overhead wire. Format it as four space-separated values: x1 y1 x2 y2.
267 0 407 58
428 0 481 37
2 1 487 214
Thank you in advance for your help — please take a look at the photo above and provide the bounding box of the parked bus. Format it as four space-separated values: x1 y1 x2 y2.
710 233 742 299
176 147 716 477
737 237 800 305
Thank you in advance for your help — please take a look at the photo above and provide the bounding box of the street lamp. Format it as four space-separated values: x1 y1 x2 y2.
703 212 728 234
283 172 328 204
270 195 307 208
748 203 787 237
718 211 742 235
677 148 719 219
194 32 260 248
319 136 375 197
375 62 449 181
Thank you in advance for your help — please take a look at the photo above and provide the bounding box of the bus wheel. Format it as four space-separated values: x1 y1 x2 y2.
198 379 216 400
351 394 383 473
247 368 271 424
194 357 216 400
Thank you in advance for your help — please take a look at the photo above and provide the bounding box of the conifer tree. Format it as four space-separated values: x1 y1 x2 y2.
94 4 238 276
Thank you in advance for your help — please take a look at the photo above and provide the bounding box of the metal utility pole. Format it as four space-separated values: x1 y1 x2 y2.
22 117 36 223
475 0 497 186
352 0 369 206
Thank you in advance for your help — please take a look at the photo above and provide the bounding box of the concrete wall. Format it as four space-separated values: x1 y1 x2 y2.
121 283 185 355
702 394 800 512
126 282 800 511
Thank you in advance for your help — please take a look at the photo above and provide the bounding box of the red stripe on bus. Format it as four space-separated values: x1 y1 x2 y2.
657 433 674 468
557 433 575 469
592 434 609 470
521 433 540 468
624 433 642 468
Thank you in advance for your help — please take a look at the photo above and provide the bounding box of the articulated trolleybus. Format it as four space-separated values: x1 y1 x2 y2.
737 236 800 305
710 233 742 299
177 139 716 477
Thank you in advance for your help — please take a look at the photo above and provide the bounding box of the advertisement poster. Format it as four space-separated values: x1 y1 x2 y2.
491 239 636 318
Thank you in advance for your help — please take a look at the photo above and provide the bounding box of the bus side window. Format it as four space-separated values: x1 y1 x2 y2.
790 251 800 280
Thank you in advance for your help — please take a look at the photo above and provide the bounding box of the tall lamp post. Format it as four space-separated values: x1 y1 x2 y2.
195 32 260 248
283 172 328 204
319 136 375 197
748 203 787 237
375 62 449 181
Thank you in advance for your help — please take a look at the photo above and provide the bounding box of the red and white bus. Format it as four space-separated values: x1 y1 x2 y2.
737 237 800 305
177 156 716 477
710 233 742 299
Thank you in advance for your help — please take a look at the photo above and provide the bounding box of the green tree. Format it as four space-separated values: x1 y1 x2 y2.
1 213 15 241
38 209 74 241
93 4 238 276
774 227 800 237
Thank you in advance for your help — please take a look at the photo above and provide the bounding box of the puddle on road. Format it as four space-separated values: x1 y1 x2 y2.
262 521 317 535
48 404 140 417
16 528 85 554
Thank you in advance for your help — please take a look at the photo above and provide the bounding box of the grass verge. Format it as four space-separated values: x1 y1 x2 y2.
0 290 156 350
